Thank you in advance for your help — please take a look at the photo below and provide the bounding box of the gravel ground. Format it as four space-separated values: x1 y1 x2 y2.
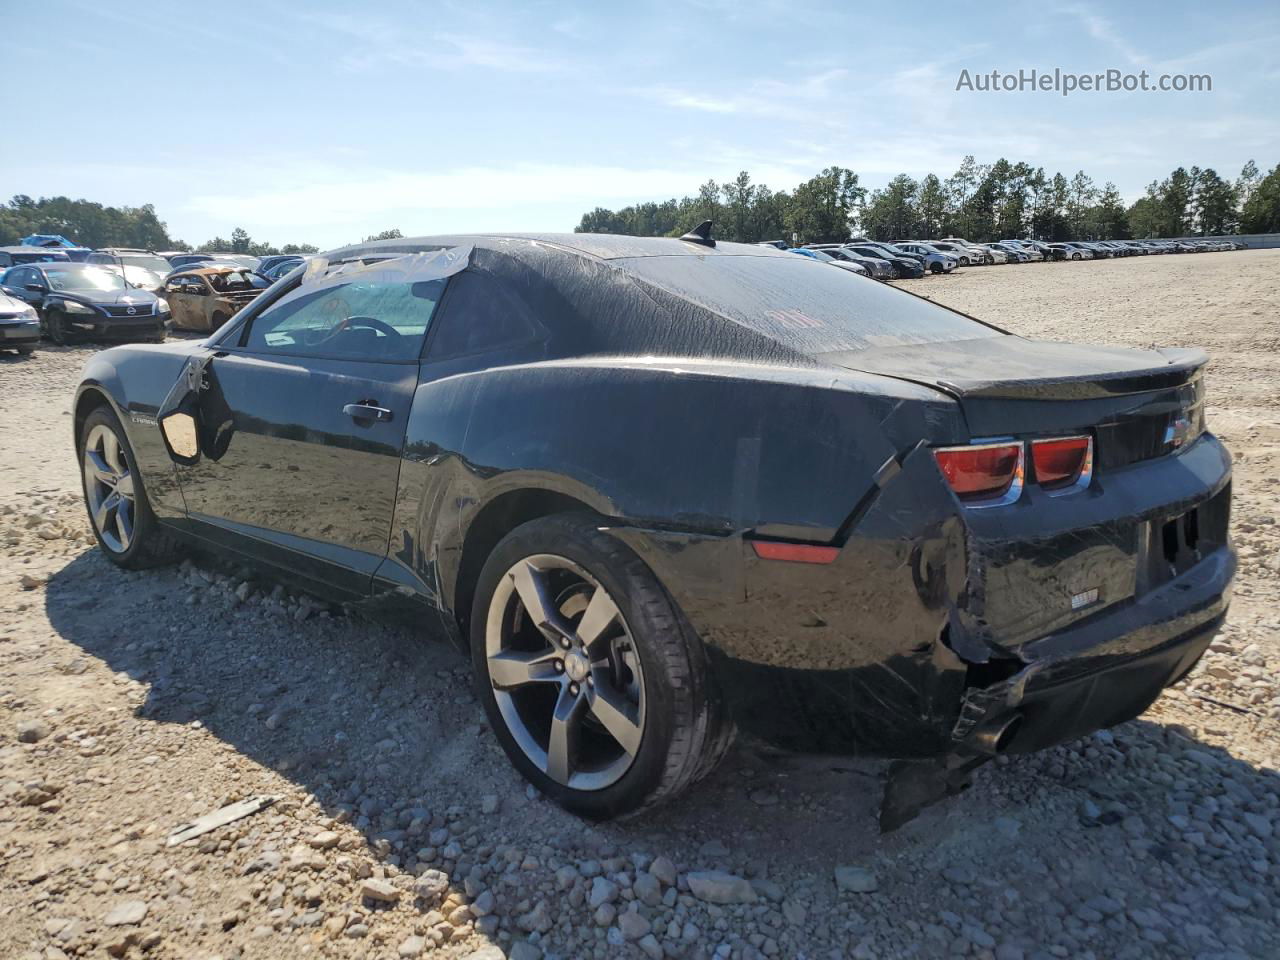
2 249 1279 960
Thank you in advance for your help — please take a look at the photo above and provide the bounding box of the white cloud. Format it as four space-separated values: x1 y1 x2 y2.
1062 4 1150 67
630 68 849 120
304 12 565 74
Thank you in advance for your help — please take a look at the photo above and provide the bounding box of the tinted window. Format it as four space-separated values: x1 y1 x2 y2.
616 254 1000 354
426 271 541 359
244 276 445 361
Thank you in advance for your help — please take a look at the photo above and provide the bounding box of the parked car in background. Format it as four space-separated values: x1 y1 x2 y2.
19 234 92 260
257 255 306 275
989 242 1041 262
1020 240 1063 260
939 238 994 265
0 246 72 268
977 245 1011 264
807 246 895 280
163 266 270 332
71 231 1235 824
261 258 309 281
895 242 959 274
1052 242 1094 261
0 262 168 343
167 253 218 270
0 287 41 354
86 249 176 278
929 241 987 266
787 247 869 276
841 244 925 279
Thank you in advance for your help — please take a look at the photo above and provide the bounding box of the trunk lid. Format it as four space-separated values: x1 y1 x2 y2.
823 336 1205 447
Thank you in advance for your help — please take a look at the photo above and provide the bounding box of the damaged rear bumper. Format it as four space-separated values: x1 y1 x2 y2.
955 543 1233 755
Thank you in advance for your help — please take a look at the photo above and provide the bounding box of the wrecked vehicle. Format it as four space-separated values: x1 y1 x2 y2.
71 227 1234 825
162 266 270 332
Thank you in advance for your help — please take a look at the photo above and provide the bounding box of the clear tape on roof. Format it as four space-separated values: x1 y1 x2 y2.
301 245 471 287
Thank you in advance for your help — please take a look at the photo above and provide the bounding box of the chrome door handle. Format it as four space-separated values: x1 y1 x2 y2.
343 403 392 422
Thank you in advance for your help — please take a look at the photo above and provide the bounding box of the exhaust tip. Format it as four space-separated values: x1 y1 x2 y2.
969 712 1024 755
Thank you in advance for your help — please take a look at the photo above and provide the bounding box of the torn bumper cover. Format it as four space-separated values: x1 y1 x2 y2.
954 542 1233 756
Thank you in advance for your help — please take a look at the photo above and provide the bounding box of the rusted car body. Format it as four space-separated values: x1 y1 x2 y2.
163 266 268 332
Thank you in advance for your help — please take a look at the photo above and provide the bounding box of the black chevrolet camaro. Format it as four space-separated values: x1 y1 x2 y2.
73 229 1234 825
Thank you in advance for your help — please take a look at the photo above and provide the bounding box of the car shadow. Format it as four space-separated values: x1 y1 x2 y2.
44 546 1278 953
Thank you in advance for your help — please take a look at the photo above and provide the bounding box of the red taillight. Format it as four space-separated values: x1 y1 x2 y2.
750 540 839 564
933 442 1024 503
1031 436 1092 490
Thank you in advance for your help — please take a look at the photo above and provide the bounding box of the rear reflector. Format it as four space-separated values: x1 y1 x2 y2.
750 540 839 564
933 442 1024 503
1031 436 1092 491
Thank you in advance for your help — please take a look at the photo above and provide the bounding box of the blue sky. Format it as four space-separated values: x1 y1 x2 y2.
5 0 1278 248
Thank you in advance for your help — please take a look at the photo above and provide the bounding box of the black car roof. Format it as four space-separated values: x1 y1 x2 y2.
321 233 796 265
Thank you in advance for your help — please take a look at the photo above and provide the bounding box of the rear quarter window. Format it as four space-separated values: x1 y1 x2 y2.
615 254 1001 354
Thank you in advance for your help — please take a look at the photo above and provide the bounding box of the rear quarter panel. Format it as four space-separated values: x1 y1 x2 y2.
386 357 966 625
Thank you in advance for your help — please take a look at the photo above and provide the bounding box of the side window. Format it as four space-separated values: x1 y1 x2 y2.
165 276 187 294
425 270 541 360
242 276 446 362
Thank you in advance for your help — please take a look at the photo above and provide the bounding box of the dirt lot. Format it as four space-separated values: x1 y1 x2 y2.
2 249 1279 960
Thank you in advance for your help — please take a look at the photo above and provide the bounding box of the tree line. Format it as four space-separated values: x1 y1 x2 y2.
0 195 324 255
576 159 1280 245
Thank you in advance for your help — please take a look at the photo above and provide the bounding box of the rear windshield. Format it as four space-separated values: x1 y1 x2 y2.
616 254 1001 353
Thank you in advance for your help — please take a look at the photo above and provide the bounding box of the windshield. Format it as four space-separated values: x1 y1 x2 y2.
107 265 163 288
43 265 128 293
617 254 1001 354
206 270 270 292
795 249 835 262
113 254 173 274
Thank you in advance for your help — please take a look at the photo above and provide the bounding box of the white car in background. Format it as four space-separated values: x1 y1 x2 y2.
940 237 994 264
991 241 1043 262
929 240 986 266
0 288 40 354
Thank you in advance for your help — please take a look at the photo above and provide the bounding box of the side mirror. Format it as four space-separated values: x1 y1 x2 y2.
160 407 200 462
0 285 14 295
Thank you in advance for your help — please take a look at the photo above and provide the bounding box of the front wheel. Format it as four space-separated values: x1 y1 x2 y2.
471 514 732 819
79 405 181 568
1071 252 1081 260
45 309 67 345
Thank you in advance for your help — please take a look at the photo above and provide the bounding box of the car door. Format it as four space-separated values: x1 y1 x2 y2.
6 268 45 312
171 264 449 596
164 276 195 328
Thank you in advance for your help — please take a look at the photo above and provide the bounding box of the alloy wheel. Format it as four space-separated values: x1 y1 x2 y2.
82 423 136 553
485 554 645 791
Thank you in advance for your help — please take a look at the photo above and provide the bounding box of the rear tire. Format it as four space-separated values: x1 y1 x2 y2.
78 405 181 569
471 514 732 819
15 345 35 355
